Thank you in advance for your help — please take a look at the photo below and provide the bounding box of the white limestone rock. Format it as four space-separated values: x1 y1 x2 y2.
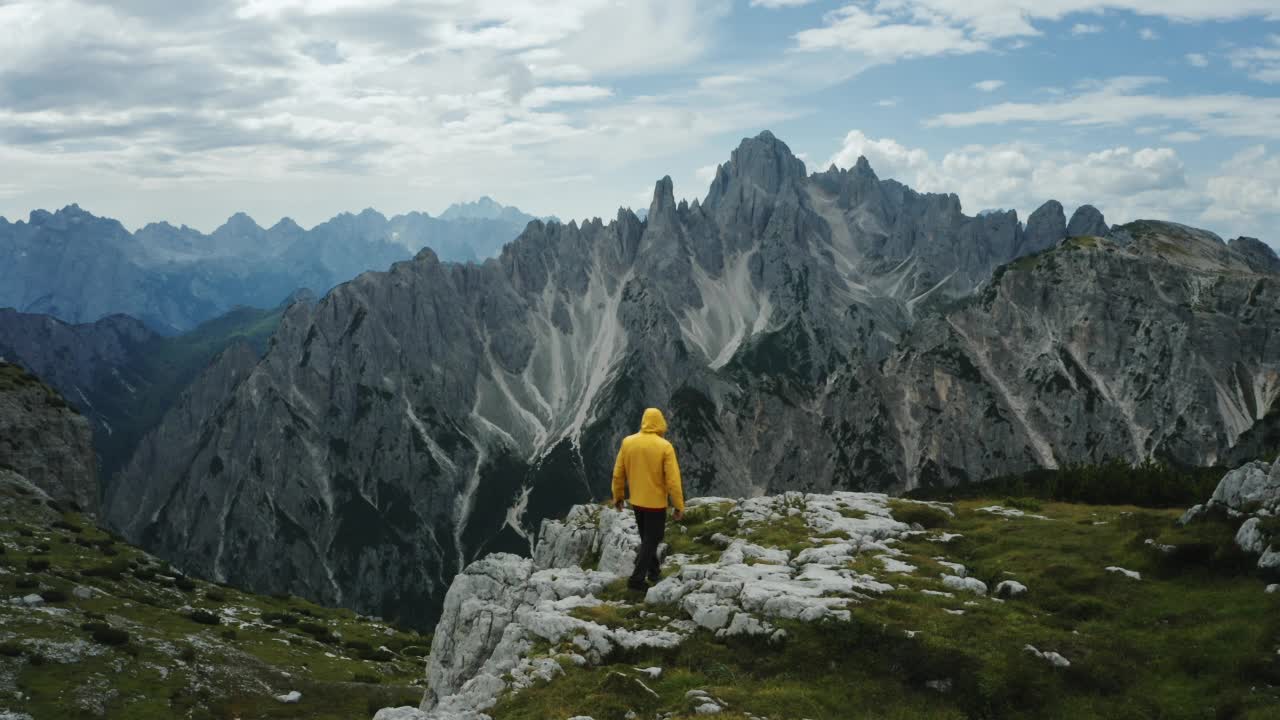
1177 504 1205 526
275 691 301 703
1024 645 1071 668
977 506 1048 520
1105 566 1141 580
940 575 987 595
994 580 1028 598
1210 461 1280 513
877 555 917 574
1236 518 1269 555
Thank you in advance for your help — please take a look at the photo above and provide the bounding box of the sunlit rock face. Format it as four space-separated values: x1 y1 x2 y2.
107 132 1280 629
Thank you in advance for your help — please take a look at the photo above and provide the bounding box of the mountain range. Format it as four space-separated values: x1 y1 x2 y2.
88 131 1279 629
0 198 543 333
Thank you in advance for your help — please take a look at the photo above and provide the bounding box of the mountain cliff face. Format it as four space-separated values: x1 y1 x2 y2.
0 304 289 481
0 363 98 512
105 132 1280 628
0 200 539 333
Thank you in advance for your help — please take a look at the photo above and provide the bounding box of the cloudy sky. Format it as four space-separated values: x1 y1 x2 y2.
2 0 1279 245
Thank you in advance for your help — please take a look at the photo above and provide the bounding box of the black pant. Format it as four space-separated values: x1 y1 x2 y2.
631 507 666 584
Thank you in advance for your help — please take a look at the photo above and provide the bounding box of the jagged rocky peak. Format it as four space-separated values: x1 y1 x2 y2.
706 130 808 207
215 211 263 234
1228 236 1280 274
1067 204 1108 238
1023 200 1067 253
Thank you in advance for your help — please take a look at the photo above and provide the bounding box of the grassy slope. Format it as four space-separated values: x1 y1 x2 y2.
495 499 1280 720
0 479 429 720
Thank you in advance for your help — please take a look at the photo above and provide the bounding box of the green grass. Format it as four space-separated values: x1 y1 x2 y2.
0 481 429 719
493 498 1280 719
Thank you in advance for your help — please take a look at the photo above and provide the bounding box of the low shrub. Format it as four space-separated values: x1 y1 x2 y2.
401 645 431 657
91 627 130 646
174 576 197 591
220 628 238 641
51 519 82 534
188 609 221 625
0 642 23 657
81 622 111 633
892 503 950 529
179 645 197 662
262 611 298 626
25 558 50 573
344 639 373 653
205 589 227 603
1003 497 1042 512
298 622 329 636
15 576 37 590
907 459 1222 508
39 589 68 603
81 561 128 581
352 673 382 684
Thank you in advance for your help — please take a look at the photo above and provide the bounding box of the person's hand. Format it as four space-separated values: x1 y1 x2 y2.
672 509 684 522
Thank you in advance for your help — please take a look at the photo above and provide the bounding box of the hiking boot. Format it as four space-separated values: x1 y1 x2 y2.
627 578 649 593
646 570 661 584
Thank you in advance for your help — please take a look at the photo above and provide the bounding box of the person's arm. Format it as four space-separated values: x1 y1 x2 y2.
611 442 627 510
664 443 684 518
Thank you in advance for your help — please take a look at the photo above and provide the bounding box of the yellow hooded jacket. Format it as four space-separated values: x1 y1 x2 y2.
611 408 684 512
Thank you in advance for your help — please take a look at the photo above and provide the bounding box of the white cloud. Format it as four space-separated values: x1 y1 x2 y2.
1138 28 1159 40
877 97 900 107
1203 145 1280 229
1186 53 1209 67
695 164 719 184
926 76 1280 138
1071 23 1103 35
814 2 1280 41
520 85 613 109
750 0 815 6
973 79 1005 92
0 0 766 229
825 128 1197 231
1163 131 1201 143
827 129 932 179
1230 35 1280 83
793 4 988 59
698 74 751 90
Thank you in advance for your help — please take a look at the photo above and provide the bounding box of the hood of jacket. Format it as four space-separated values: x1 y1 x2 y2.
640 407 668 435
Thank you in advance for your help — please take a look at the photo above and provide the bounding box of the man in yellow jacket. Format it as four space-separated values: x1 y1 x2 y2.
612 407 685 592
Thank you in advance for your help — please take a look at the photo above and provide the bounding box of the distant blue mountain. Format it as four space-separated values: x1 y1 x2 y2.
0 199 540 332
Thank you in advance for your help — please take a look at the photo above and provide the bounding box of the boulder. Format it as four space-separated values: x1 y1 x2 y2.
1210 461 1279 512
275 691 301 704
1236 518 1269 555
994 580 1028 598
940 575 987 595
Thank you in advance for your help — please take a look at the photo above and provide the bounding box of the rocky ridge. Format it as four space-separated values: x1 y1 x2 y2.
0 199 539 333
0 363 97 513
